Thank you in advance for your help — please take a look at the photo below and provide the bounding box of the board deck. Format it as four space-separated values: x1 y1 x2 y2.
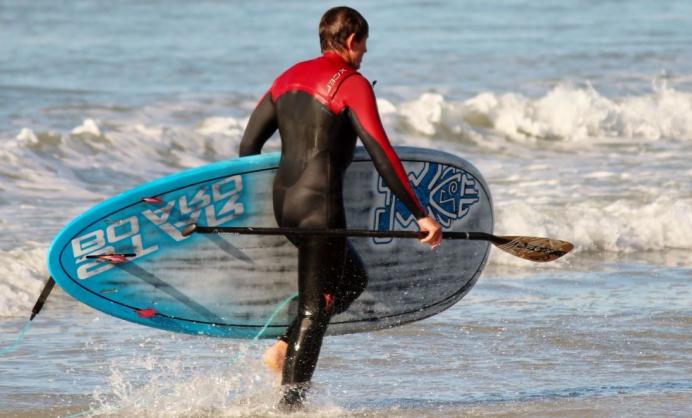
47 147 493 338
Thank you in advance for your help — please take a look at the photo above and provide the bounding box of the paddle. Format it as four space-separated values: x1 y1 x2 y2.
30 277 55 320
182 224 574 262
27 225 570 320
0 277 57 355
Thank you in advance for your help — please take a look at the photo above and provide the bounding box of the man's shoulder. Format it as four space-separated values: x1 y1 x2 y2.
270 55 363 103
282 56 321 75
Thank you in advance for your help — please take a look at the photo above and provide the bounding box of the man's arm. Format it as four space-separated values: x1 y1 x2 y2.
239 92 278 156
341 75 426 219
340 75 442 247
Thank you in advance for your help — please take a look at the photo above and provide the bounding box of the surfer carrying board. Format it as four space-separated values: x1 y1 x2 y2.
239 6 442 408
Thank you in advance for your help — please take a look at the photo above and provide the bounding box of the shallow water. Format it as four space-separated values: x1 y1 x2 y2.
2 0 692 416
1 260 690 417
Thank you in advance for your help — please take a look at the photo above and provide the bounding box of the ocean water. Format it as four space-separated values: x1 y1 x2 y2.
1 0 691 417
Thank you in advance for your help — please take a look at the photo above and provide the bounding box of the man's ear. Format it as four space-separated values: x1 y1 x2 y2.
344 33 357 52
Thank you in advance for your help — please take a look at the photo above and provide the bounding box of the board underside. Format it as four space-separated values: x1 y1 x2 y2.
47 147 493 338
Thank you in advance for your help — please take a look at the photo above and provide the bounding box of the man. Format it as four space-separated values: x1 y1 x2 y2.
239 6 442 408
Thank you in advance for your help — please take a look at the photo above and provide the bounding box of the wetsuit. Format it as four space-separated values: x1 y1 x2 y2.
239 51 427 404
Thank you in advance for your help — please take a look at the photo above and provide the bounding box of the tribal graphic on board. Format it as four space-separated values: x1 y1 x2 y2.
372 162 480 245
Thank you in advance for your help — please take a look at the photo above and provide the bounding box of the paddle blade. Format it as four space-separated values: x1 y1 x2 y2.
492 236 574 262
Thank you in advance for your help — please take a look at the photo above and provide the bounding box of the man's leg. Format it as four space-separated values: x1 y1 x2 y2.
263 230 299 376
279 236 343 408
264 241 367 377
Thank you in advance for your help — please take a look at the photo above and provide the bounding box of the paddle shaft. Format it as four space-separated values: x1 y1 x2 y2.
185 224 573 262
30 277 55 320
189 225 492 241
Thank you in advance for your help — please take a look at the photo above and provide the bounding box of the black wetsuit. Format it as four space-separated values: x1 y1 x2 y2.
239 51 427 404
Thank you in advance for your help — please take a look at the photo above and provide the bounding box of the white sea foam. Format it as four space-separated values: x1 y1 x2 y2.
490 196 692 267
376 98 397 115
16 128 39 145
87 348 343 417
0 246 48 317
196 116 246 136
395 82 692 143
400 92 445 136
133 124 164 138
71 118 102 136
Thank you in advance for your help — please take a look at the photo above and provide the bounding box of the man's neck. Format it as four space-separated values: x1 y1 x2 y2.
323 50 353 68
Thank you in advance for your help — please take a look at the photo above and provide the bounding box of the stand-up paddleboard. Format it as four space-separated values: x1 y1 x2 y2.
46 147 493 338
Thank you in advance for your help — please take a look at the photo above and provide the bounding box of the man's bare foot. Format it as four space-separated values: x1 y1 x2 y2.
262 340 287 375
278 382 310 411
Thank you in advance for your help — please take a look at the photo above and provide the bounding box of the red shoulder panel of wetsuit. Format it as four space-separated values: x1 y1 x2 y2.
270 52 357 111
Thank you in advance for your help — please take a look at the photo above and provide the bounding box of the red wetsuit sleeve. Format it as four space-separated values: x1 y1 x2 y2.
339 75 427 220
239 92 278 156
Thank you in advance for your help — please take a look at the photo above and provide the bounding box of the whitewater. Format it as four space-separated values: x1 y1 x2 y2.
1 0 691 416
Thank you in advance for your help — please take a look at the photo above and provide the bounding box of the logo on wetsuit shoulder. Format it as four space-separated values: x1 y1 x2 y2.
326 68 348 94
69 175 245 280
372 163 480 245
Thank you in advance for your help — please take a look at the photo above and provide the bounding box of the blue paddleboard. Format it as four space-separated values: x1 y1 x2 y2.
46 147 493 338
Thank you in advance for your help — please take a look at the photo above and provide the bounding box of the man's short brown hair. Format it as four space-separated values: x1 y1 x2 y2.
319 7 369 52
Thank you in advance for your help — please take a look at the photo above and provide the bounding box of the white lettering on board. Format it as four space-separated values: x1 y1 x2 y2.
70 175 245 280
142 175 245 240
72 216 158 280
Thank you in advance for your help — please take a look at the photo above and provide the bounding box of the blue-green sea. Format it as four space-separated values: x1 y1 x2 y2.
1 1 691 416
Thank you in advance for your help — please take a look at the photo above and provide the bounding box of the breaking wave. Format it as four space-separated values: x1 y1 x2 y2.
0 79 690 296
390 80 692 143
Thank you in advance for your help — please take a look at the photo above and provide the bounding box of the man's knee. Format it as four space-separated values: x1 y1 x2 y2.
332 249 368 314
298 300 332 330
